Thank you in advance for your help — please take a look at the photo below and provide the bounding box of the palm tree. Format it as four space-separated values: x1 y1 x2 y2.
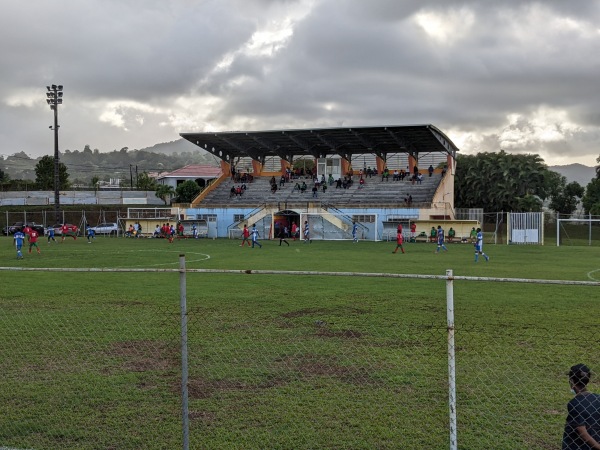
155 184 175 205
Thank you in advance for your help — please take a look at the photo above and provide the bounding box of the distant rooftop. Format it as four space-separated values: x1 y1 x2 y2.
158 164 222 179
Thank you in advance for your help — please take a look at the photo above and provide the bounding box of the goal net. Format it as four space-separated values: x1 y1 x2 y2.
556 216 600 246
299 212 378 241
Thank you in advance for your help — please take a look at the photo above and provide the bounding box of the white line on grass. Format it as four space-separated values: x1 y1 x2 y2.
587 269 600 281
112 250 211 268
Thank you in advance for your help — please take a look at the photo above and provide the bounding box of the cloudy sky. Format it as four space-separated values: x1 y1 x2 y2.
1 0 599 166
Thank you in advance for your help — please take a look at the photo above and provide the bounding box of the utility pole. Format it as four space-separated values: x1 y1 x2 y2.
46 84 63 225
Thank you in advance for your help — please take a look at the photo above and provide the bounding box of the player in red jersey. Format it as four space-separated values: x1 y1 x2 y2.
28 229 41 254
240 224 251 247
392 224 405 254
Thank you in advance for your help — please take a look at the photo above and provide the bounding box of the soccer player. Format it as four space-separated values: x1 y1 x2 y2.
47 226 57 243
192 223 198 239
303 221 311 244
87 226 95 243
240 224 251 247
291 222 298 241
410 222 417 241
28 228 41 254
278 226 289 246
14 229 25 259
61 224 77 242
352 221 359 243
392 225 405 254
474 228 489 262
251 224 262 248
435 225 448 253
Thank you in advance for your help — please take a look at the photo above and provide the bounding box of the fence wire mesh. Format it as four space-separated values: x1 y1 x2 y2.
0 269 598 449
0 303 182 450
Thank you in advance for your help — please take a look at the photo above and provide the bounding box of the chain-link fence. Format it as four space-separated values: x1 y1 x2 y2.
1 266 599 449
1 210 124 235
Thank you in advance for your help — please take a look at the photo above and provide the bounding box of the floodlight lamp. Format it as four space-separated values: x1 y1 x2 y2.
46 92 53 98
57 99 62 104
57 92 63 97
47 86 51 91
46 99 51 104
57 85 63 91
51 84 57 90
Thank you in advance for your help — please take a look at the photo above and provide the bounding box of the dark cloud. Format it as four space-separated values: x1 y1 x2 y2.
0 0 598 166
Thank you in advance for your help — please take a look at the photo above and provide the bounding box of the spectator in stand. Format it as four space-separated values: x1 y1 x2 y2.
312 185 318 198
300 181 307 193
442 165 448 176
270 176 276 186
470 227 477 243
392 169 399 181
230 186 236 198
400 169 406 181
328 174 334 186
366 167 373 178
336 178 342 189
241 183 247 192
359 178 365 189
279 175 286 187
428 165 434 177
413 165 419 177
271 183 278 194
448 227 456 243
320 174 325 185
417 173 423 184
382 167 390 181
236 186 243 196
430 226 437 243
231 166 236 181
322 182 327 194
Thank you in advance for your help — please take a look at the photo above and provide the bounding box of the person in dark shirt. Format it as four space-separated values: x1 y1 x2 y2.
563 364 600 449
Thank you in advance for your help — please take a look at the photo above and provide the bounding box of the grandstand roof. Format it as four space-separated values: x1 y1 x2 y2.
180 124 459 164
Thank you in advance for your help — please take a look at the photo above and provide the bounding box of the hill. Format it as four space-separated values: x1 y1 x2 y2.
548 163 596 186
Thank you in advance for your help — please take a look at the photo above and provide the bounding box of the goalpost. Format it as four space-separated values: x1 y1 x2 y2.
556 214 600 246
299 212 379 241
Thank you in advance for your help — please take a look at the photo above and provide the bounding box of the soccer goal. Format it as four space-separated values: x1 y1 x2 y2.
556 215 600 246
299 212 378 241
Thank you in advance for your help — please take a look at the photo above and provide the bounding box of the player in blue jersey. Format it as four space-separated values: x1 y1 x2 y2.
303 220 311 244
14 230 25 259
474 228 489 262
352 221 358 243
47 226 57 243
251 224 262 248
86 225 95 243
434 225 448 253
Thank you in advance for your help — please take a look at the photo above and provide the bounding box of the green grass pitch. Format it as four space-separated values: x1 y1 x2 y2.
0 236 599 449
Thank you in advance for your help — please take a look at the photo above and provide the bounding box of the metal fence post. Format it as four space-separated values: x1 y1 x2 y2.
179 254 189 450
446 269 457 450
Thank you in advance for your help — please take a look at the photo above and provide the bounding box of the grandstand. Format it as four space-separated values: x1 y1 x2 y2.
179 125 474 239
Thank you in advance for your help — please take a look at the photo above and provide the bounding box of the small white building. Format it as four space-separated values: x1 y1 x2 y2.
156 164 222 190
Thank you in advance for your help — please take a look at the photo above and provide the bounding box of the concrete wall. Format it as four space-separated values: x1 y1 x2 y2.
0 191 164 206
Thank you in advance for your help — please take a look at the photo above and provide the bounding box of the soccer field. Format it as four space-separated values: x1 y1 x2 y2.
1 236 599 449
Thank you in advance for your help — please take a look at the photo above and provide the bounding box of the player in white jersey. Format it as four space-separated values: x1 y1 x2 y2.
474 228 489 262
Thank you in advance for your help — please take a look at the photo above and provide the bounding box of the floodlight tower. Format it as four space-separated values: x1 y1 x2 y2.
46 84 63 224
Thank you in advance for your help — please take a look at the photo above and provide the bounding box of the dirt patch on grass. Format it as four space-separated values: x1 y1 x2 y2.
315 328 363 338
106 340 178 372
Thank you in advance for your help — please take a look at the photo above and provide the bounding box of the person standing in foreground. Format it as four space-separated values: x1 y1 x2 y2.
435 225 448 253
352 221 359 243
563 364 600 449
278 226 289 247
14 229 25 259
28 228 41 254
474 227 489 262
251 224 262 248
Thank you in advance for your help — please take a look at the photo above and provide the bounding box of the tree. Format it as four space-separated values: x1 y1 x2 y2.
582 178 600 215
137 172 157 190
547 171 584 215
454 151 553 211
155 184 175 205
175 180 201 203
34 155 70 190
